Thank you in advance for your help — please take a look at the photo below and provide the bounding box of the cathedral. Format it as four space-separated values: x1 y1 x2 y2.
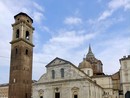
7 12 130 98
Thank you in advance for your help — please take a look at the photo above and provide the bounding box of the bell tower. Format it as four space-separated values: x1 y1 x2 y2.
9 12 34 98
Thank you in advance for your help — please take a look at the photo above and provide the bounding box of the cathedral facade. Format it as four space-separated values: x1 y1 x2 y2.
32 57 104 98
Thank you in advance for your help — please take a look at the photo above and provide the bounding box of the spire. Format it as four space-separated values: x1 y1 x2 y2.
88 44 92 53
86 44 95 58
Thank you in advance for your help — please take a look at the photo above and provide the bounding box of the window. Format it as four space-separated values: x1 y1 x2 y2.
61 68 64 78
87 70 90 76
16 29 19 38
25 93 27 98
13 78 16 83
72 87 79 98
27 20 29 23
25 31 30 40
15 48 18 54
25 49 28 55
52 70 55 79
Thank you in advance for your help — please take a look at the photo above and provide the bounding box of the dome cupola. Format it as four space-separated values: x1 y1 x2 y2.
78 58 92 69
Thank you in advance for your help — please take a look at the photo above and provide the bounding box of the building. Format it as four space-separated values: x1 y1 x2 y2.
0 83 8 98
32 57 104 98
8 12 34 98
120 55 130 98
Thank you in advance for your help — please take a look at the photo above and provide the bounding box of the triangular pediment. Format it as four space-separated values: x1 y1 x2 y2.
46 57 70 67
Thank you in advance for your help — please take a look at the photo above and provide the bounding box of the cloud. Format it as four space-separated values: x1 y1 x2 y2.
42 26 51 33
98 10 113 21
32 29 97 70
64 17 82 25
108 0 130 10
98 0 130 21
33 12 44 23
97 36 130 74
50 30 96 47
33 2 44 12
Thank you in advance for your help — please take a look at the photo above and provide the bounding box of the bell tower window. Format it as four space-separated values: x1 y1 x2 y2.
16 29 19 38
25 49 28 55
25 31 30 40
15 48 18 54
25 93 27 98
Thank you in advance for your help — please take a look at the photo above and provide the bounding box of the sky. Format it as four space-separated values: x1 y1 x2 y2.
0 0 130 83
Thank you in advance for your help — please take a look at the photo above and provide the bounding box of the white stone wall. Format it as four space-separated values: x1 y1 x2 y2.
92 77 113 88
120 58 130 97
33 58 104 98
81 68 93 77
0 86 8 98
38 63 90 83
92 76 114 98
33 80 103 98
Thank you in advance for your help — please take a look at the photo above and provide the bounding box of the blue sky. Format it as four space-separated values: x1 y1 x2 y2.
0 0 130 83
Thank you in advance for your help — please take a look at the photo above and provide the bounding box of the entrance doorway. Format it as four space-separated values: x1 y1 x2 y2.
40 96 43 98
55 92 60 98
125 91 130 98
74 95 78 98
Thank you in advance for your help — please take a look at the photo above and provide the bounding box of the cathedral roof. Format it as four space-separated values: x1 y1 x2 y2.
86 44 95 59
78 58 92 69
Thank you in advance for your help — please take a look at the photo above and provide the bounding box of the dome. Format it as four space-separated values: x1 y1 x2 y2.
78 58 92 69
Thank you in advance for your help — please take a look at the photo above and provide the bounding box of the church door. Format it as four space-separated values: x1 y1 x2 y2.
74 95 78 98
55 93 60 98
125 91 130 98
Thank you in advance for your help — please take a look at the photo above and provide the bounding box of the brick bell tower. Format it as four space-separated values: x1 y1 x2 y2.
9 12 34 98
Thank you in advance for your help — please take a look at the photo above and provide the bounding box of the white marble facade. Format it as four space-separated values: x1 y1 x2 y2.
32 57 103 98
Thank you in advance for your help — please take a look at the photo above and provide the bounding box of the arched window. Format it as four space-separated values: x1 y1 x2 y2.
16 29 19 38
15 48 18 54
52 70 55 79
25 49 28 55
38 89 44 98
72 87 79 98
25 31 30 40
61 68 64 78
27 20 29 23
25 93 27 98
